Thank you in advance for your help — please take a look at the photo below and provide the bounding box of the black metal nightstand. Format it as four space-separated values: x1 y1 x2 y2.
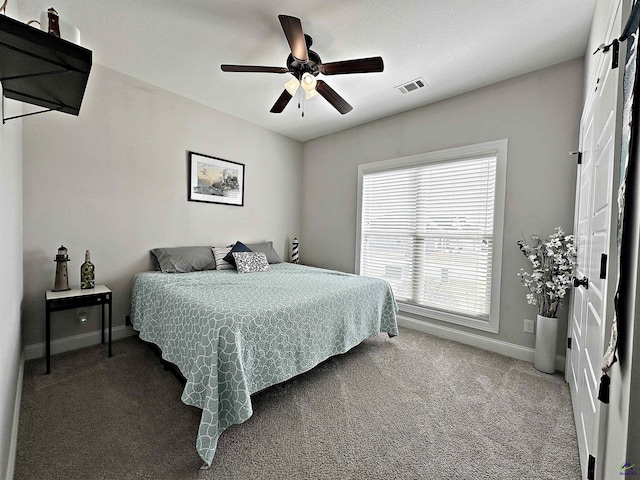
45 285 112 374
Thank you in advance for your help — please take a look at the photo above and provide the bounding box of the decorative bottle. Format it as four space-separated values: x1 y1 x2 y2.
47 8 60 37
80 250 95 289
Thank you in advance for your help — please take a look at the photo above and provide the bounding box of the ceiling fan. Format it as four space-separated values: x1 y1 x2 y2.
221 15 384 116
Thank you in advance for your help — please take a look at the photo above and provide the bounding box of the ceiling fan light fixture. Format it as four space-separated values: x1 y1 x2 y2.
305 89 319 100
301 72 317 92
284 77 300 96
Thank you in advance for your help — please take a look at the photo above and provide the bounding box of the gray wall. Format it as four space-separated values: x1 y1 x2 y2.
0 6 24 474
301 58 583 355
22 64 303 346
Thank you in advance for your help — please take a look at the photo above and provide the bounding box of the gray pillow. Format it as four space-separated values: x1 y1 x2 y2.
244 241 283 264
150 246 217 273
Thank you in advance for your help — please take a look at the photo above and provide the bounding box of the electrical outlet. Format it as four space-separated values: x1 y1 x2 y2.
524 319 535 333
77 309 88 324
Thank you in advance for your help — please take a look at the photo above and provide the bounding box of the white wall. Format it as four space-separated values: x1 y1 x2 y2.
0 7 24 476
22 64 303 347
0 103 23 480
301 58 583 355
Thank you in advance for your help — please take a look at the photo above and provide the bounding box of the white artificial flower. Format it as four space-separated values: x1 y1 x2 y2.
517 227 577 317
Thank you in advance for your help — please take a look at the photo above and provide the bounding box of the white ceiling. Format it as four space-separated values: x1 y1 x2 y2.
17 0 595 142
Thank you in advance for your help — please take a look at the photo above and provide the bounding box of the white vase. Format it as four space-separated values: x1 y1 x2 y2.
534 314 558 374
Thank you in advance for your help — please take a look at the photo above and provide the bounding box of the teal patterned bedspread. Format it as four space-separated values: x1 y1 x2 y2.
130 263 398 466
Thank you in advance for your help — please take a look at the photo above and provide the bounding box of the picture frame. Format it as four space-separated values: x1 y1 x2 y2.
188 151 245 206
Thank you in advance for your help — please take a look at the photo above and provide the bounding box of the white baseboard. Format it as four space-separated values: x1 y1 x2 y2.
6 348 25 480
397 315 566 373
25 325 136 361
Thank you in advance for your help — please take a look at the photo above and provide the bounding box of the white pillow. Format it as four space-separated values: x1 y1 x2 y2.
233 252 270 273
212 246 234 270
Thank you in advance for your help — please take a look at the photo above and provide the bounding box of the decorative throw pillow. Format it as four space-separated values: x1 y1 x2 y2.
233 252 270 273
212 246 234 270
244 241 283 264
223 241 253 266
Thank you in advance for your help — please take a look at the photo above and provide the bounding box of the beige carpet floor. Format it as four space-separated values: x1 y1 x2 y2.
15 327 581 479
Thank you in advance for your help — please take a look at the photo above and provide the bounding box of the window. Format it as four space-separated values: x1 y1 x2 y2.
356 140 507 332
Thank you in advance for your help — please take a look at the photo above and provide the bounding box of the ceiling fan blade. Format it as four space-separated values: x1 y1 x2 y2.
320 57 384 75
278 15 308 63
270 90 293 113
221 65 289 73
315 80 353 114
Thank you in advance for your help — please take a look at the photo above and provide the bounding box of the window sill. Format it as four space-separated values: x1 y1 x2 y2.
398 302 499 333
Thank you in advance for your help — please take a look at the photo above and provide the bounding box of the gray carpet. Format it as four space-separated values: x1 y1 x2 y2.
15 328 581 479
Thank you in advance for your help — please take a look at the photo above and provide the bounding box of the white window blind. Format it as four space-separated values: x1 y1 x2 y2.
359 150 501 325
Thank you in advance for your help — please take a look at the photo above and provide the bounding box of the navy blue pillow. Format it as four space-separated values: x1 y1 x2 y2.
223 241 252 266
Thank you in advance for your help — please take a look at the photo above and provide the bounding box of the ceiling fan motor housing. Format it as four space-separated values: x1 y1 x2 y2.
287 49 322 78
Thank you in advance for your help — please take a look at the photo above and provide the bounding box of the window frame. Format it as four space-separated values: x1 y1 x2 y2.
355 139 508 333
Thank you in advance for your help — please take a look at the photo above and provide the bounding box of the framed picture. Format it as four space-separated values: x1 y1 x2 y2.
188 151 245 206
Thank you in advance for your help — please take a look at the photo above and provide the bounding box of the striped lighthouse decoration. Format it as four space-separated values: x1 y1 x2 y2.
291 237 299 264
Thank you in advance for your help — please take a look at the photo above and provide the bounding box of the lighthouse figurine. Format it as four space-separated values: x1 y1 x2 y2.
53 245 70 291
291 238 299 264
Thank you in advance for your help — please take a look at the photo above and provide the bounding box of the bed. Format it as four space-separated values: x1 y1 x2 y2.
130 261 398 467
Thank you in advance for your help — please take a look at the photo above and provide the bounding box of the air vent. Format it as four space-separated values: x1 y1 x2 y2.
396 77 428 94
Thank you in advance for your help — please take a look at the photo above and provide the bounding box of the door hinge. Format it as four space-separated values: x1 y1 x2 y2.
568 338 572 350
570 151 582 165
588 454 596 480
600 254 608 279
